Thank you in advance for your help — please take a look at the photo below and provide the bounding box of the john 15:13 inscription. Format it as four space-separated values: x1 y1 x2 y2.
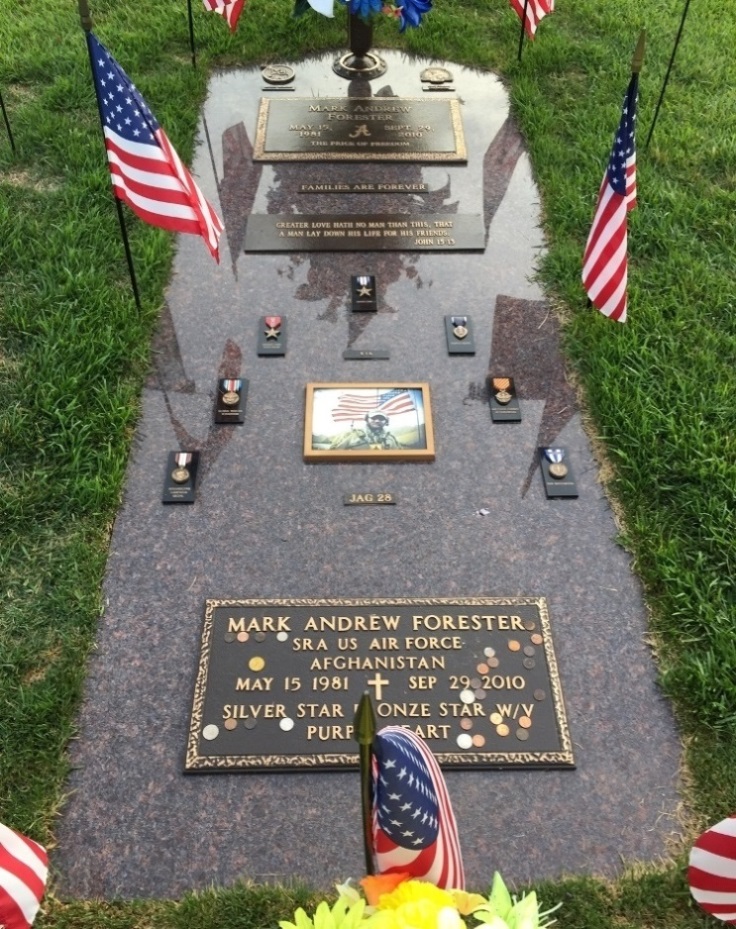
185 598 574 772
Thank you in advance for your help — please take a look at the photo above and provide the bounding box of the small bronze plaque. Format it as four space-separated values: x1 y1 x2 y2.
185 597 574 772
343 492 397 505
298 182 430 194
342 349 390 360
245 215 484 252
253 97 466 162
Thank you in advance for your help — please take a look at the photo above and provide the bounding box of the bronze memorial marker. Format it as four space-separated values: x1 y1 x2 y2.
252 97 467 162
185 598 573 772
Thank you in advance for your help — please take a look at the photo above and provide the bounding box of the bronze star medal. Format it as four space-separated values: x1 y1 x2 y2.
264 315 281 340
357 284 373 297
222 378 240 405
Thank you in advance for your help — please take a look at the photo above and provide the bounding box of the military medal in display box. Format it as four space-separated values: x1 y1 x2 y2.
257 316 286 356
351 275 377 312
444 315 475 354
489 376 521 422
214 378 248 424
162 451 199 503
539 447 578 498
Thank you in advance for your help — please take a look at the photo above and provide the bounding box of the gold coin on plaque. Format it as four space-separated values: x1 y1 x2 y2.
453 325 468 339
249 656 265 672
531 633 544 645
508 639 521 652
490 712 503 725
518 716 532 729
496 723 510 737
460 719 473 730
223 718 238 730
171 466 190 483
549 461 568 479
222 390 239 406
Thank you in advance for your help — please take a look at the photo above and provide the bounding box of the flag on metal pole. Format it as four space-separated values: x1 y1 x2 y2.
510 0 554 42
0 823 48 929
582 33 644 323
87 32 223 262
371 726 464 889
203 0 246 32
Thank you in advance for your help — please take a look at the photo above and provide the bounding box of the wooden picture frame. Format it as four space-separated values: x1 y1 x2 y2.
304 383 435 462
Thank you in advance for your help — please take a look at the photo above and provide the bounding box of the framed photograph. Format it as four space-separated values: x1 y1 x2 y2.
304 383 435 462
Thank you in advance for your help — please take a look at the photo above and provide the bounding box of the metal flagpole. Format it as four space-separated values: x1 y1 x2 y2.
187 0 198 68
78 0 142 313
517 0 531 62
0 88 17 153
645 0 691 150
354 692 377 876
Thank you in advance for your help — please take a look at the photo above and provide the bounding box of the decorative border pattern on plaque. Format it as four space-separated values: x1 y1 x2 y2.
253 97 467 162
185 598 574 772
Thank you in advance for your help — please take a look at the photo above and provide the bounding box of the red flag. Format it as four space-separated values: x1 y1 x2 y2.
202 0 246 32
689 814 736 923
508 0 554 39
88 33 223 262
582 71 638 322
0 824 48 929
372 727 464 890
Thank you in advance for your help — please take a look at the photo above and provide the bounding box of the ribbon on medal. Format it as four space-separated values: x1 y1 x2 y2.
264 316 282 339
544 448 568 479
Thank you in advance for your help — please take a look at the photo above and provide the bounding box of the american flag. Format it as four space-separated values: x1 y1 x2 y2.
509 0 554 39
689 815 736 923
332 389 416 423
372 727 465 890
88 33 223 262
0 823 48 929
202 0 246 32
582 72 638 322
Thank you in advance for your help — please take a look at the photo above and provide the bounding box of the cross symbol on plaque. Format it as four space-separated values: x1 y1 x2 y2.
367 673 389 701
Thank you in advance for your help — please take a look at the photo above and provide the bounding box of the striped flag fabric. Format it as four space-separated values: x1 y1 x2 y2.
202 0 246 32
332 389 415 423
87 33 223 262
689 814 736 923
582 71 639 322
371 727 465 890
0 823 48 929
509 0 554 39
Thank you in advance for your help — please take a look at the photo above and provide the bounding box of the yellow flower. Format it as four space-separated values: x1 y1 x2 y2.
365 880 460 929
449 891 487 916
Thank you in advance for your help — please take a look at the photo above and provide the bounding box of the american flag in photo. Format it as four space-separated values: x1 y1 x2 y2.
202 0 246 32
372 727 465 890
332 389 415 422
689 815 736 923
582 71 638 322
0 823 48 929
88 33 223 262
509 0 554 39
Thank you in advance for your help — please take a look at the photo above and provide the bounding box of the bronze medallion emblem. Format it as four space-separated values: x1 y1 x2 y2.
261 65 295 85
171 466 190 483
222 390 240 406
420 67 453 84
495 389 512 404
548 462 569 479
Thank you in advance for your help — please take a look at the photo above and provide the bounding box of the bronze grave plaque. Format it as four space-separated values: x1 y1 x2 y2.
244 214 485 252
185 598 574 772
253 97 467 162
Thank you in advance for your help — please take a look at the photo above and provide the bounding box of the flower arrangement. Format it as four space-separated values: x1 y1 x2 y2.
296 0 432 33
280 872 561 929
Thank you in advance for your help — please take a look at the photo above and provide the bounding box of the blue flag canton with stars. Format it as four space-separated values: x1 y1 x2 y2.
373 731 440 849
606 76 638 196
89 33 160 143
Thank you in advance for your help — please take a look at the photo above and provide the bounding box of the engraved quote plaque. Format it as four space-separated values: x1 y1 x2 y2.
185 598 573 772
253 97 467 162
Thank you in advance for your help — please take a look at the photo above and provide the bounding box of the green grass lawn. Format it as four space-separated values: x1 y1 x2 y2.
1 0 735 925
